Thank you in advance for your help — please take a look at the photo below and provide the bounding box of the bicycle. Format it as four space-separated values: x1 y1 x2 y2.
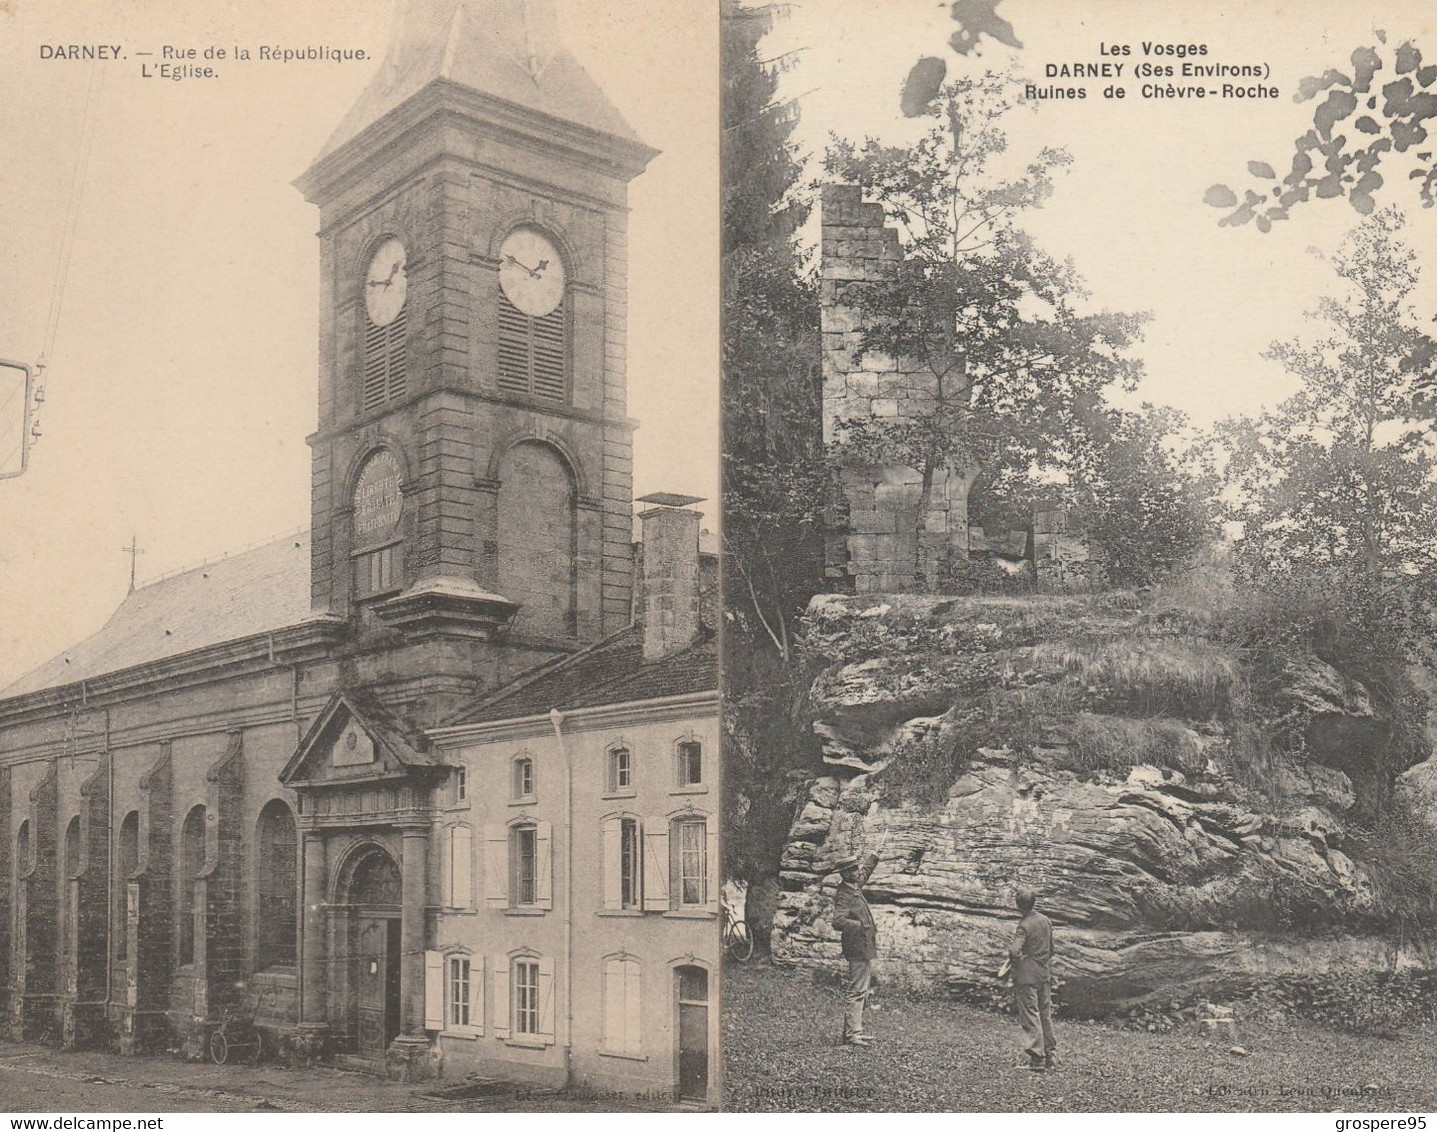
209 982 271 1065
721 879 754 962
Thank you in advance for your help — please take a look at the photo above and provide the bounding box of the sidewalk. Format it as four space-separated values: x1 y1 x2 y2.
0 1040 658 1113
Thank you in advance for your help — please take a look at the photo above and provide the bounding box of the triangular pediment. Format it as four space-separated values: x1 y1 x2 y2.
280 690 437 788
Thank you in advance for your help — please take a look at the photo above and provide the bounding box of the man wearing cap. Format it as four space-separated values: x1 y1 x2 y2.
1009 886 1057 1070
831 849 881 1047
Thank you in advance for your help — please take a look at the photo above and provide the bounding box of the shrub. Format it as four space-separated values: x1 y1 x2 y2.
1031 635 1239 718
1064 713 1205 776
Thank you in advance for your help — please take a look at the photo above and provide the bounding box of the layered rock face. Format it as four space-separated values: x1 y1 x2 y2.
772 593 1435 1009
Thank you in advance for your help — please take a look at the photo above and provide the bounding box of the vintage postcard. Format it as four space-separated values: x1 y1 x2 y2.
721 0 1437 1115
0 0 718 1114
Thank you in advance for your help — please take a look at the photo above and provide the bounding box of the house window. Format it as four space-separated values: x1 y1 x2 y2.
673 818 708 907
608 746 632 793
602 956 643 1057
354 544 399 598
448 956 470 1027
256 801 297 968
455 766 467 803
512 756 534 800
514 958 541 1036
620 818 641 909
677 740 703 787
512 825 537 906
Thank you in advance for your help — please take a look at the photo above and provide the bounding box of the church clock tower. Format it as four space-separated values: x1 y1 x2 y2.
295 0 656 685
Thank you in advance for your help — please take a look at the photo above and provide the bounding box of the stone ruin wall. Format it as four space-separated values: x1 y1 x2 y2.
820 184 1093 594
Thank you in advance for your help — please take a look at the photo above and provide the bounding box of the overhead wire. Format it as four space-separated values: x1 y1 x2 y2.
3 55 108 475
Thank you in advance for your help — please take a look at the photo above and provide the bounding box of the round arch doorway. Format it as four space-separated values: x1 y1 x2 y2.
336 845 402 1061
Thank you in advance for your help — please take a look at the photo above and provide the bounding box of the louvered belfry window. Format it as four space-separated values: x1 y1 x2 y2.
363 304 408 412
497 292 566 401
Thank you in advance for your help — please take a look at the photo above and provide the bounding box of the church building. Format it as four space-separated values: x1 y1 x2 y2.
0 0 718 1105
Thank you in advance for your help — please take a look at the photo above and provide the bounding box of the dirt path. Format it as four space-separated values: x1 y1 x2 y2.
723 961 1436 1112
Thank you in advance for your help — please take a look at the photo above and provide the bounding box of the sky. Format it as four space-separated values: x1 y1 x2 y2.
0 0 718 687
764 0 1437 429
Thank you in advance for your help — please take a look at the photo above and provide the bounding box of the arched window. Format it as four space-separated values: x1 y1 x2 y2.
496 227 568 403
675 737 703 789
606 744 633 795
492 950 555 1044
351 448 405 601
116 812 139 962
256 801 297 968
361 236 408 412
15 820 29 875
495 442 577 639
62 816 81 962
178 806 206 966
64 815 81 878
668 812 715 910
599 813 643 912
511 753 535 801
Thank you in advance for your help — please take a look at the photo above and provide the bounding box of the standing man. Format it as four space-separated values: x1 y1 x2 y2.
831 850 880 1048
1009 886 1057 1070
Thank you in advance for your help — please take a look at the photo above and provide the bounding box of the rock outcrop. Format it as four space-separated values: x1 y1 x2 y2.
772 593 1436 1009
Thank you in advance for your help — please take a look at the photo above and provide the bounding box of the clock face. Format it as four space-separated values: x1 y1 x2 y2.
364 237 407 327
499 228 565 318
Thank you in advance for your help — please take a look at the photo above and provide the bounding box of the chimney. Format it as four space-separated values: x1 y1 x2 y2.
637 493 704 662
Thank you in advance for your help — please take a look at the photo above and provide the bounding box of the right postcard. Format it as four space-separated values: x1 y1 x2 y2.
721 0 1437 1114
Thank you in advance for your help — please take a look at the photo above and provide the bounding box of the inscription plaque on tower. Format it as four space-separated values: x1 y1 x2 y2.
353 451 403 541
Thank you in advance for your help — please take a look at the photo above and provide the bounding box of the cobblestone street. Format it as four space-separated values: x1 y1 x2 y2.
0 1041 662 1113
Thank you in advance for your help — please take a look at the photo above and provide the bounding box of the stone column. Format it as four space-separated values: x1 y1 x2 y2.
387 825 432 1082
298 831 327 1037
398 826 427 1037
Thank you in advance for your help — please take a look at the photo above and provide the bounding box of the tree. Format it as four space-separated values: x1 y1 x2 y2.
824 71 1150 580
721 0 827 886
1216 208 1437 650
1205 35 1437 231
1075 405 1217 588
722 0 825 662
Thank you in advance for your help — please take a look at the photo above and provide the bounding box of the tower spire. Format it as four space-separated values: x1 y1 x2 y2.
314 0 641 166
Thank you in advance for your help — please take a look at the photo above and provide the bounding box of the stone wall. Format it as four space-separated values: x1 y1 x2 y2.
821 185 975 594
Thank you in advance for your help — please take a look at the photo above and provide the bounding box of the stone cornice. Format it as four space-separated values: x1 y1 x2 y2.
296 81 657 209
428 690 718 748
0 616 345 730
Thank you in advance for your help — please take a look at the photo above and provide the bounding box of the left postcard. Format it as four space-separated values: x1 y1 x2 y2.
0 0 719 1113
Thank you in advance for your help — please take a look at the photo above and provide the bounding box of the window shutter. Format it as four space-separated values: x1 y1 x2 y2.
624 960 643 1056
602 958 623 1052
474 954 486 1036
600 816 622 911
452 825 472 909
492 958 510 1039
705 820 719 912
484 825 508 909
424 950 444 1031
642 825 669 912
538 954 556 1043
535 820 553 910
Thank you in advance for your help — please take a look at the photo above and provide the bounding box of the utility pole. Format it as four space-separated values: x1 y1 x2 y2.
0 358 40 480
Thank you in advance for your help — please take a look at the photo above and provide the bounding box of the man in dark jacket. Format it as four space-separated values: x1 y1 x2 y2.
1009 886 1057 1070
831 850 880 1047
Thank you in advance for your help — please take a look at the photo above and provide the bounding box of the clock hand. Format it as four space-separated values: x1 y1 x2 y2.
506 253 545 279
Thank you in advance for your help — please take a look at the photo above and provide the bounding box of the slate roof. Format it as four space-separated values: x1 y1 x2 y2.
446 622 717 726
2 532 313 698
319 0 643 161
